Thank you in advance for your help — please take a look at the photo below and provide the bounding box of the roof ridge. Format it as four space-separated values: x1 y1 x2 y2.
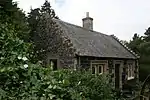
53 18 110 37
110 34 140 58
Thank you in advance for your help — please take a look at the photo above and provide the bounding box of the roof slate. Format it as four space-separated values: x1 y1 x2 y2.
54 19 137 59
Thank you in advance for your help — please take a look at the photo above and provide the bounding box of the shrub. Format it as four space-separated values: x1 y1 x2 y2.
0 65 118 100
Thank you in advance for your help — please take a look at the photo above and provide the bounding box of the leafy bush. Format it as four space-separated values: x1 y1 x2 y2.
0 21 31 67
0 65 117 100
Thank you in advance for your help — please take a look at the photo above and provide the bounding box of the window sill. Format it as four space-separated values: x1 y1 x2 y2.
92 73 103 75
127 77 134 80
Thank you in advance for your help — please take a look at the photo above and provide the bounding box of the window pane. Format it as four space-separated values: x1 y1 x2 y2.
91 63 106 74
128 64 134 78
129 65 132 77
129 70 131 77
92 66 95 74
128 64 130 77
131 65 134 77
102 64 105 72
99 65 102 73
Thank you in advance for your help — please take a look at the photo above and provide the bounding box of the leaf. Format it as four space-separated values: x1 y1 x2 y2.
48 84 53 89
62 79 70 85
48 94 55 99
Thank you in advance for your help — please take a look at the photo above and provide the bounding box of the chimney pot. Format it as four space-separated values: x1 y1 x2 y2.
86 12 89 17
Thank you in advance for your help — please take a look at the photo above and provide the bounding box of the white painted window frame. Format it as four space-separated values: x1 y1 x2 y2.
91 60 108 75
127 63 135 80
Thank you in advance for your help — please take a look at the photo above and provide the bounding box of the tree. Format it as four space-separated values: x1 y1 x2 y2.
27 0 60 62
127 31 150 81
28 8 41 41
27 0 59 43
120 40 128 45
127 33 143 54
28 0 58 38
140 27 150 55
0 0 32 67
144 27 150 41
0 0 30 41
132 33 139 40
40 0 58 19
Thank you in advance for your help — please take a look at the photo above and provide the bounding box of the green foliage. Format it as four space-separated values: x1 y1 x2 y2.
127 31 150 81
144 27 150 41
139 64 150 81
27 0 60 62
0 65 118 100
55 70 117 100
127 33 143 55
27 8 41 42
28 0 58 42
40 0 58 19
0 21 31 67
0 0 33 67
0 0 30 41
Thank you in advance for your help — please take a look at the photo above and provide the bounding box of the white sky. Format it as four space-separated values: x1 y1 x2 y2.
14 0 150 41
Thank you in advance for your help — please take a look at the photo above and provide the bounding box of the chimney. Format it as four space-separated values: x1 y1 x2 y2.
82 12 93 30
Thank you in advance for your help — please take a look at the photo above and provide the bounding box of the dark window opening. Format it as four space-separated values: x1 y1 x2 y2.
50 59 58 70
99 66 102 73
92 66 95 74
115 64 120 89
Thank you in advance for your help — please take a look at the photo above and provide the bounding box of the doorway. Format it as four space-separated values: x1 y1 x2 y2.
115 64 120 89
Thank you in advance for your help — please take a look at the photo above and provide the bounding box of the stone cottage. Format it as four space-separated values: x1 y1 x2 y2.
34 12 139 89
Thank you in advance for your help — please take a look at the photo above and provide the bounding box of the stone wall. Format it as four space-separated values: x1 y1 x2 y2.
78 57 139 89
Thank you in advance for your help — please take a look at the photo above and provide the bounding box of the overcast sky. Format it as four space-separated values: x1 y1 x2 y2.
14 0 150 41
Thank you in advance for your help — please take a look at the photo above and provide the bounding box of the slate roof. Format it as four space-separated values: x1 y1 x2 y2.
54 19 138 59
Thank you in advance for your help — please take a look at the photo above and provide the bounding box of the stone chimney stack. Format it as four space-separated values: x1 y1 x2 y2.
82 12 93 30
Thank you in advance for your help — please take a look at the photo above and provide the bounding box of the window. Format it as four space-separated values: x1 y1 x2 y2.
98 65 102 74
127 63 134 80
49 59 58 70
92 66 96 74
91 64 105 74
74 59 77 71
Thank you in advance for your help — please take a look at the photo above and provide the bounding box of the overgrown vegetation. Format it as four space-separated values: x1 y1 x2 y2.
126 30 150 81
0 0 122 100
0 65 118 100
27 0 62 64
